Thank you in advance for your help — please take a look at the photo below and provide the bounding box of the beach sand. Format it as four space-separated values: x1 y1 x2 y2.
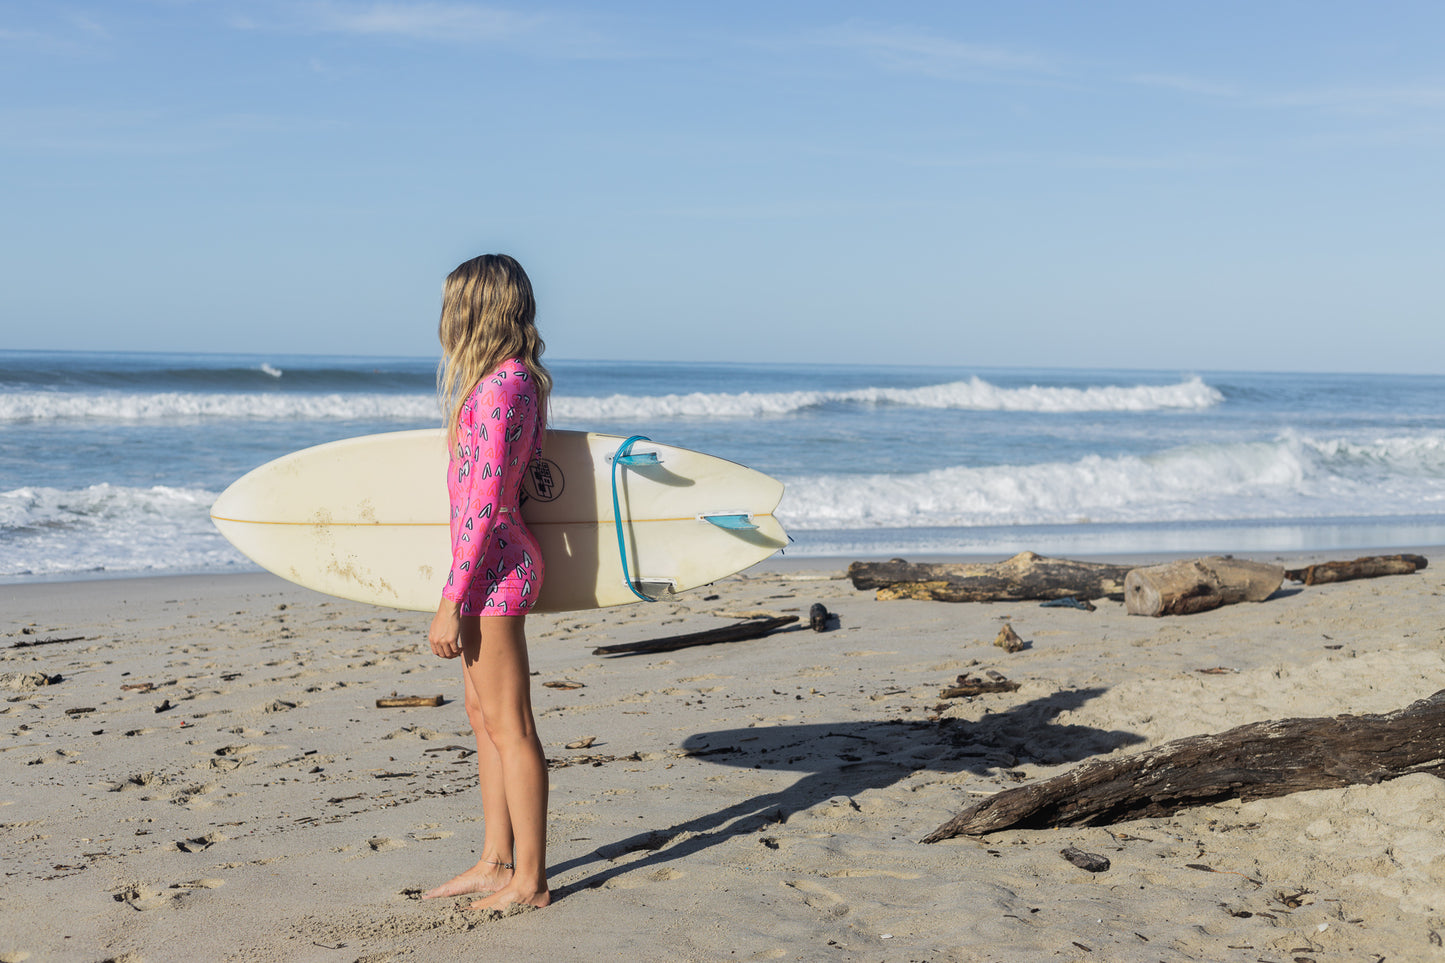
3 552 1444 962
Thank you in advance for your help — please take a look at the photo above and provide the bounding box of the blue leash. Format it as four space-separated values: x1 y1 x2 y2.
611 435 657 602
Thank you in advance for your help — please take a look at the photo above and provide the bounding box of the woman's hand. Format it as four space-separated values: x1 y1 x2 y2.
429 599 463 659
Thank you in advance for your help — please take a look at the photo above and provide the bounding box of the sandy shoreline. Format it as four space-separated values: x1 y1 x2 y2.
3 551 1444 962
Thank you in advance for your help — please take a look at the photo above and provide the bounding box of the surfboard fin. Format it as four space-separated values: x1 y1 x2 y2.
699 512 758 531
630 578 676 600
612 450 661 466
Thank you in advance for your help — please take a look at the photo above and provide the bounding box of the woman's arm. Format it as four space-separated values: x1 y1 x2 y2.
442 394 506 605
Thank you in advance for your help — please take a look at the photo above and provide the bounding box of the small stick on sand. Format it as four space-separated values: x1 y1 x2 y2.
593 615 798 656
375 695 444 708
10 635 87 649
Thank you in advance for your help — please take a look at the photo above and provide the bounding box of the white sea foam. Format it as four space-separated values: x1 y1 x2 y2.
0 391 439 422
259 363 283 378
0 484 245 577
552 376 1222 421
5 432 1441 579
0 376 1219 423
776 432 1445 530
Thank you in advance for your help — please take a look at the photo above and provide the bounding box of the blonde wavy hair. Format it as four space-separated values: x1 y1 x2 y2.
437 254 552 447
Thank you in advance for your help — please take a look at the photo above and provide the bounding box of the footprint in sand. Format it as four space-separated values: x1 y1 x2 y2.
174 832 225 853
368 837 405 852
171 878 225 891
784 878 850 917
111 883 171 912
821 867 921 880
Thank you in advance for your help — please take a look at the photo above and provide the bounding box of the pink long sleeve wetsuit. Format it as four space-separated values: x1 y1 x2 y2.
442 359 545 616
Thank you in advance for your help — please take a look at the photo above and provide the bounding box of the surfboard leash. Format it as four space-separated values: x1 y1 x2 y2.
611 434 659 603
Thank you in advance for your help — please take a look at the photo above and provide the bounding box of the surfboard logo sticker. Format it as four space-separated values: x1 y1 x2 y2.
524 457 564 502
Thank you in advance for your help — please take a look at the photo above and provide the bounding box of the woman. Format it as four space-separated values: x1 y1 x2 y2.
422 253 552 911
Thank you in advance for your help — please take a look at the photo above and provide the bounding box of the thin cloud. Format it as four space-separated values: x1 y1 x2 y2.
1265 84 1445 113
812 20 1057 80
0 9 109 53
231 1 619 57
1130 71 1445 116
298 1 541 42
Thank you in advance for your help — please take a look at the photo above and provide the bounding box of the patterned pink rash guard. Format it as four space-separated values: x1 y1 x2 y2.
442 358 545 616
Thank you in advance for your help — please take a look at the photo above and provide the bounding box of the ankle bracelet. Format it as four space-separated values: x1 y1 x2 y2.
484 858 515 870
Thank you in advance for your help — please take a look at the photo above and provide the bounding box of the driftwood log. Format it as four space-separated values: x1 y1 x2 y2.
1285 553 1429 585
1124 556 1284 617
592 615 798 656
922 689 1445 842
850 552 1132 603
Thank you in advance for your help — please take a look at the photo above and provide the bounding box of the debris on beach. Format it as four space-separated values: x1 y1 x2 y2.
1285 553 1428 585
922 688 1445 841
1060 846 1110 872
1124 557 1284 617
939 671 1020 699
993 624 1026 653
375 694 444 708
849 552 1131 602
592 615 798 656
1039 596 1096 611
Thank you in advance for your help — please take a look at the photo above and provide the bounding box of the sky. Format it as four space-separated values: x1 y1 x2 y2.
3 1 1444 373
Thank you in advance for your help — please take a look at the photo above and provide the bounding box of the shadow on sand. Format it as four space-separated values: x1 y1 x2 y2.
549 686 1143 896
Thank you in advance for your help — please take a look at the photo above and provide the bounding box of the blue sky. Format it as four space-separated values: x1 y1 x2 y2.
3 2 1444 372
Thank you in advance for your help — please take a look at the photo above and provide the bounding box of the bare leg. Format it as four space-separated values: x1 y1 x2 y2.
462 615 550 911
422 627 517 899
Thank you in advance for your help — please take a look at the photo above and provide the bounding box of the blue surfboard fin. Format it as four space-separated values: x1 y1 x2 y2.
613 450 660 466
700 512 758 531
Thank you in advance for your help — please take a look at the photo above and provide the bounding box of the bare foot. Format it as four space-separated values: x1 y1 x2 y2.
422 860 514 899
468 880 551 912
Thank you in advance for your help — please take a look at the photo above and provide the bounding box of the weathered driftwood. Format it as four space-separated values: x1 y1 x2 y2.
939 676 1021 699
993 624 1025 652
1124 556 1283 617
592 615 798 656
376 695 444 708
1285 553 1429 585
852 552 1133 603
921 689 1445 842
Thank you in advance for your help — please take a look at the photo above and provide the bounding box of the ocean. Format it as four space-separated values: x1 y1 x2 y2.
3 349 1444 583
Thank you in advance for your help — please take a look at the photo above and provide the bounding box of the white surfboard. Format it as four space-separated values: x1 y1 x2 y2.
209 429 787 613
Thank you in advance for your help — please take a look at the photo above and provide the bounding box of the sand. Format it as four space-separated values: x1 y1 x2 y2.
2 552 1444 963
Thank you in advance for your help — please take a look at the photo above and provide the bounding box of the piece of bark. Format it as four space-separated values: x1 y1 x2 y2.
1285 554 1428 585
922 688 1445 842
993 624 1025 652
375 695 444 708
939 676 1021 699
851 552 1132 602
592 615 798 656
1060 846 1110 872
1124 557 1284 617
